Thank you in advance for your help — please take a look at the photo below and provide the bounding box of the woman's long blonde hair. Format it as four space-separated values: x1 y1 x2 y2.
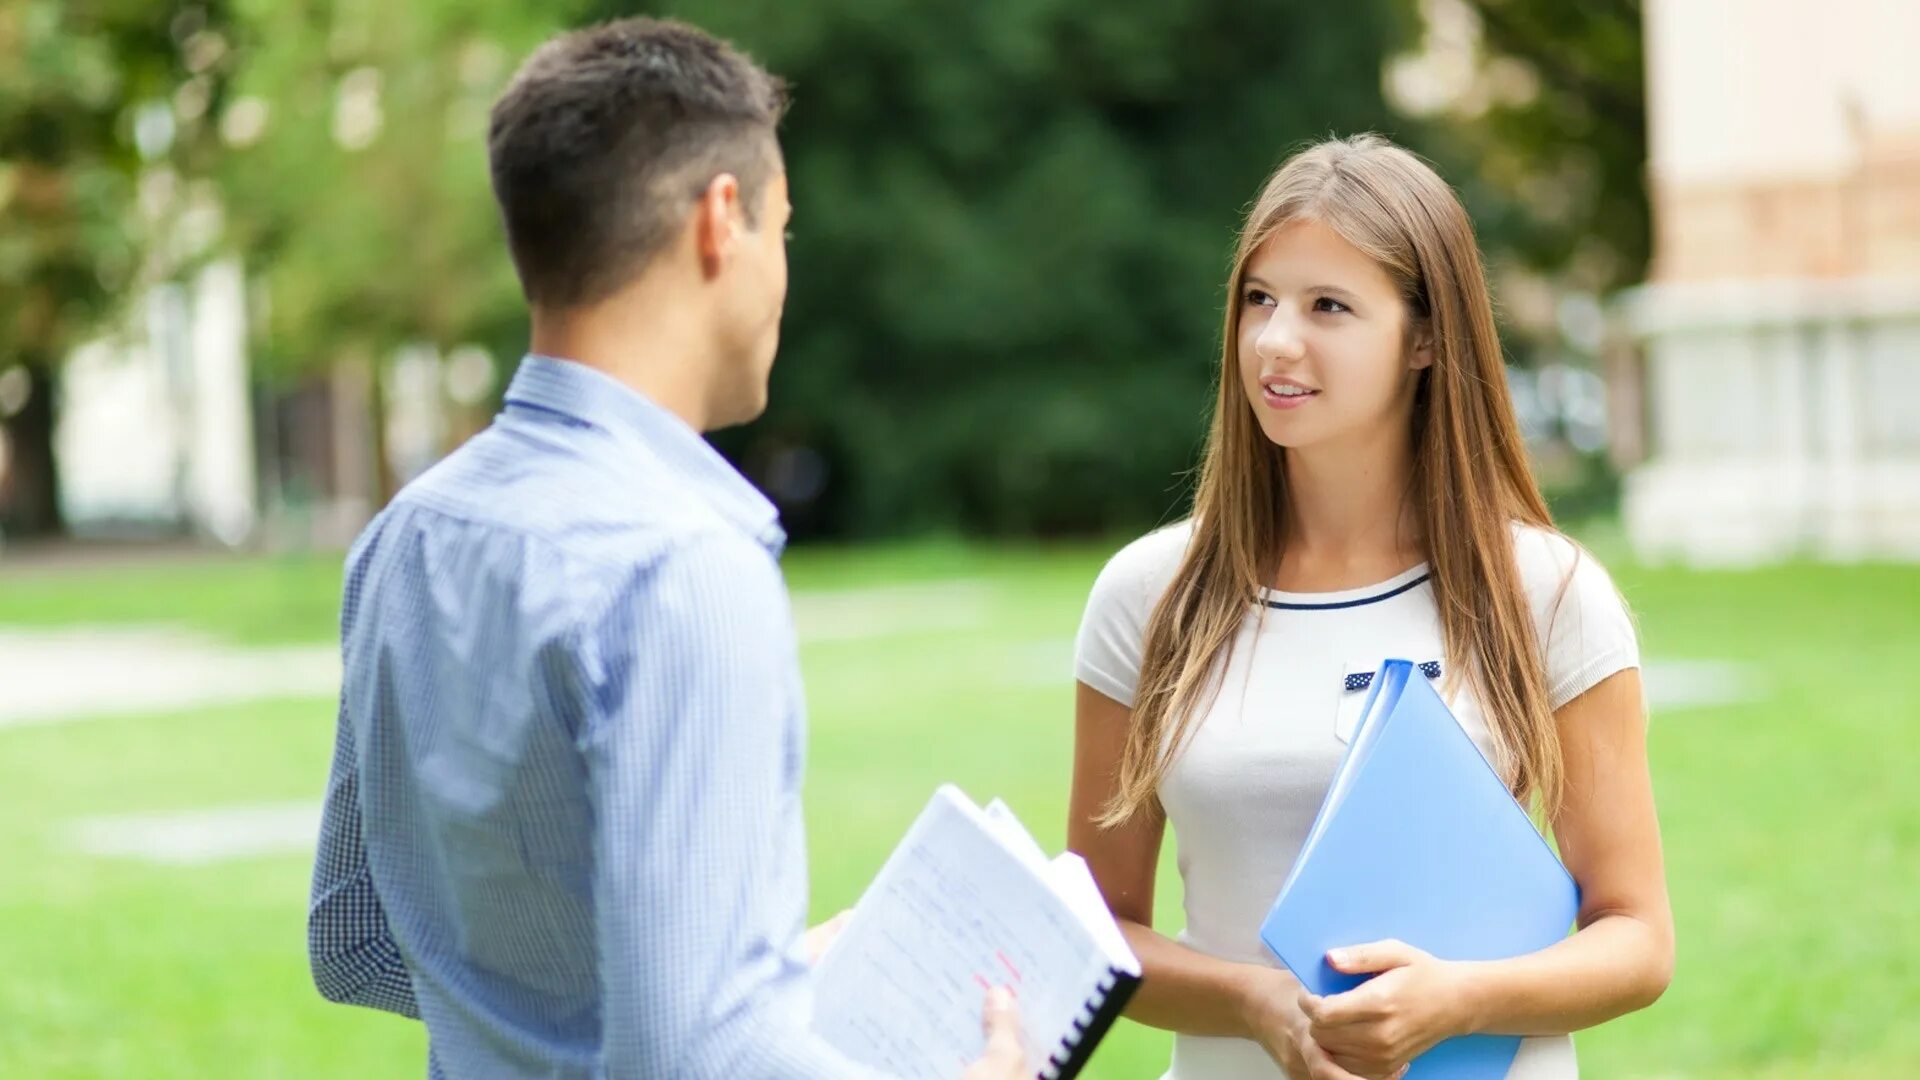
1102 134 1565 826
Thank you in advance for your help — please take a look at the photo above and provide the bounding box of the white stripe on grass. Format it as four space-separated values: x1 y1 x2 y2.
790 580 994 642
0 582 994 729
66 802 321 865
1641 660 1766 710
0 627 338 730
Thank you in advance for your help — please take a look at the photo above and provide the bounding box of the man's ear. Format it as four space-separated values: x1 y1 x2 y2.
692 172 744 276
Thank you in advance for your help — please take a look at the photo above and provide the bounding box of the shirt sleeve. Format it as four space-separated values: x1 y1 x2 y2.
308 701 421 1019
1074 528 1183 707
577 531 891 1080
1520 529 1642 711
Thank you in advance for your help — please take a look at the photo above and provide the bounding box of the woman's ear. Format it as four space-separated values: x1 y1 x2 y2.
1409 323 1436 371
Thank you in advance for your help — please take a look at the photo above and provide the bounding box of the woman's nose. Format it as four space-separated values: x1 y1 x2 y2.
1255 310 1306 363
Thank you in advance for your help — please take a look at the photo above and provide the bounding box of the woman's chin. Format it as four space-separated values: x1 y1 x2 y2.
1254 418 1316 451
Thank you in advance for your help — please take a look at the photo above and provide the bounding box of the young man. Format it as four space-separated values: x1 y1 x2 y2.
307 18 1022 1079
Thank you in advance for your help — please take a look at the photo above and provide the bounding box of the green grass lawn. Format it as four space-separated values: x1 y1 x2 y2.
1 534 1916 1078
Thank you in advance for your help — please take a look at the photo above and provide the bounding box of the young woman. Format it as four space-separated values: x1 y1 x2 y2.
1068 135 1673 1080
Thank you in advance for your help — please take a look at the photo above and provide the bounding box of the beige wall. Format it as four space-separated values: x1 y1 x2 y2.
1626 2 1920 565
1644 0 1920 281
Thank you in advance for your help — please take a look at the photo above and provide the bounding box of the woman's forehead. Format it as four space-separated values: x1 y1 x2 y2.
1246 220 1398 293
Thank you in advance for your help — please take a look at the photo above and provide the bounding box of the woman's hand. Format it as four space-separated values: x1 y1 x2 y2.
1300 940 1477 1078
1239 967 1384 1080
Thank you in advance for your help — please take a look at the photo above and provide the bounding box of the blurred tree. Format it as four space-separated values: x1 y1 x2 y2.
1387 0 1647 322
0 0 231 535
1459 0 1646 292
1378 0 1647 514
615 0 1419 537
213 0 553 502
0 0 555 535
5 0 1646 542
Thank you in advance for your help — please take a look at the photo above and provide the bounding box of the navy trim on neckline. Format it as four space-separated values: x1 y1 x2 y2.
1261 573 1432 611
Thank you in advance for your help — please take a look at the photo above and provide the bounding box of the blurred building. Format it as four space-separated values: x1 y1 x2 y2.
1621 0 1920 564
56 259 257 545
56 263 494 550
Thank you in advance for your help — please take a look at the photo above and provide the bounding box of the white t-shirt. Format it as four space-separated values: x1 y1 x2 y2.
1074 519 1639 1080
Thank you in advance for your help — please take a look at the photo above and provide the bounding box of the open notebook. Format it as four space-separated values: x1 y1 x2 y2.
812 785 1142 1079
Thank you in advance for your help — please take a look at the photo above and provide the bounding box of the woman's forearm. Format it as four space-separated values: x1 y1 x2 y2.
1116 918 1288 1038
1461 913 1674 1037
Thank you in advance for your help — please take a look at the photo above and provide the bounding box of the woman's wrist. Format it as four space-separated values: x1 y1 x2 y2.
1447 959 1497 1036
1230 963 1298 1038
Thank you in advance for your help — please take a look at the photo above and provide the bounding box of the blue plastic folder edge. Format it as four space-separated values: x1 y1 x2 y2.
1257 659 1581 1080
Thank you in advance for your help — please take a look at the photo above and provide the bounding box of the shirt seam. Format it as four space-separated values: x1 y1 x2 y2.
388 495 740 585
1548 646 1639 711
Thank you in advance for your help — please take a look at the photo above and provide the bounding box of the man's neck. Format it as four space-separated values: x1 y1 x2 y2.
528 283 716 432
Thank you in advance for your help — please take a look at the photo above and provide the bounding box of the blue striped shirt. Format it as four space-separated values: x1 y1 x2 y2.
309 354 881 1078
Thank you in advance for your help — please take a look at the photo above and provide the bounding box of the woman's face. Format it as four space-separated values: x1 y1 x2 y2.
1236 218 1430 453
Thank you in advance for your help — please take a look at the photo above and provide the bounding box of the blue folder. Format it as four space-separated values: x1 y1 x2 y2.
1259 659 1580 1079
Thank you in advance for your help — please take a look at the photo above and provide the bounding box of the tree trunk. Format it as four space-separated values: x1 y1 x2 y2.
1 359 64 537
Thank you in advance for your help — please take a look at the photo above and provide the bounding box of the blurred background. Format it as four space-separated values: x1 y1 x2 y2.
1 1 1916 1077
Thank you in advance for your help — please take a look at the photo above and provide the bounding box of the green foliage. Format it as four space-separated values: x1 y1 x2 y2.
0 1 243 532
213 0 549 378
658 0 1417 536
5 1 1655 539
4 2 159 359
1433 0 1649 294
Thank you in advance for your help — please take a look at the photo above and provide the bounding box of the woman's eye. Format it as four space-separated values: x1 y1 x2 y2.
1313 296 1350 314
1245 289 1275 307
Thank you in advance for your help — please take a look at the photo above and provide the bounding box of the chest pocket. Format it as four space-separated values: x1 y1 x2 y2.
1334 658 1443 742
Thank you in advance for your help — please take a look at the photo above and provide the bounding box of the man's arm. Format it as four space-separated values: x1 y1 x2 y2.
307 704 420 1019
579 532 883 1079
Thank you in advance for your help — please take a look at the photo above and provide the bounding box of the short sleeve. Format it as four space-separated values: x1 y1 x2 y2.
1074 523 1191 707
1515 526 1641 710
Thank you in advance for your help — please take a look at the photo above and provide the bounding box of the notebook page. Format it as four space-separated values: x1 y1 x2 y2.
1046 851 1140 974
984 797 1051 870
813 787 1112 1078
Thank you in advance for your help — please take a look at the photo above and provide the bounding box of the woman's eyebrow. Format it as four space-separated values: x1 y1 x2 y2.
1244 274 1364 303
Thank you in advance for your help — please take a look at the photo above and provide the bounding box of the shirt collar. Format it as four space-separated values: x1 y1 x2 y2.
502 354 786 555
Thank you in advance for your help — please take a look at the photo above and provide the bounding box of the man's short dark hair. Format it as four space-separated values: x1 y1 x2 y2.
487 17 787 307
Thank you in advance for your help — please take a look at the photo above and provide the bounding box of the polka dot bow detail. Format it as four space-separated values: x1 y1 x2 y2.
1343 660 1443 693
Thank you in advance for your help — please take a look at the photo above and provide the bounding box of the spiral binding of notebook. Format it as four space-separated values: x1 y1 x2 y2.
1039 966 1143 1080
